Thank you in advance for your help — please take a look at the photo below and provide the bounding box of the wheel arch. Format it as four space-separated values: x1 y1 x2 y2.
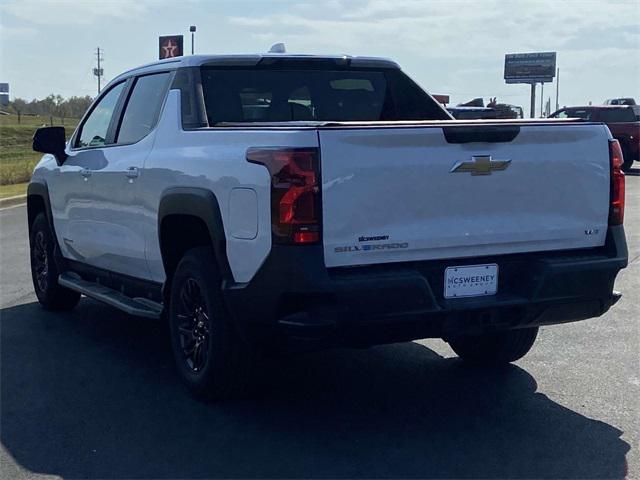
27 181 68 272
158 187 232 289
26 181 56 235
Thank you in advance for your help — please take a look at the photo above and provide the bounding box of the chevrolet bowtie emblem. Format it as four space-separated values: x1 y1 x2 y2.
450 155 511 175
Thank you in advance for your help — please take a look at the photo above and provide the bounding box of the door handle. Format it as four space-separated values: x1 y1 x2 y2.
80 168 92 178
125 166 139 179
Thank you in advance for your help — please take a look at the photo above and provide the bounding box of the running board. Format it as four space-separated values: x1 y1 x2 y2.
58 272 163 319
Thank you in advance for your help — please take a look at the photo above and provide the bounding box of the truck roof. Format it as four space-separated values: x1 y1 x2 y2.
558 105 635 110
111 54 400 83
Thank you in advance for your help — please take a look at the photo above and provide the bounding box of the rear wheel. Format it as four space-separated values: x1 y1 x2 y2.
29 212 80 310
621 146 634 172
168 247 254 400
448 327 538 364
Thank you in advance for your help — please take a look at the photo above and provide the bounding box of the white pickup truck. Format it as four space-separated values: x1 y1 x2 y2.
29 53 627 399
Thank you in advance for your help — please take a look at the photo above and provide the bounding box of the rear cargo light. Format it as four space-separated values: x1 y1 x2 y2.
609 139 625 225
247 147 321 244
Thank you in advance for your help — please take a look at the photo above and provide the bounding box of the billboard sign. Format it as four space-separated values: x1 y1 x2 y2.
504 52 556 84
159 35 184 60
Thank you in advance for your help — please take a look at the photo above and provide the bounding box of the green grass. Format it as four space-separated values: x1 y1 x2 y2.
0 114 78 185
0 182 28 199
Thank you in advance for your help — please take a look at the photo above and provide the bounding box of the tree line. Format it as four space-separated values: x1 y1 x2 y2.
5 94 94 123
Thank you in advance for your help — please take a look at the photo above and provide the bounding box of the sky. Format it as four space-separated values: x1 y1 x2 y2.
1 0 639 116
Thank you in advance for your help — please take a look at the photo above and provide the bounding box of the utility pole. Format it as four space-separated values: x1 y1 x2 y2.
555 68 560 111
540 83 544 117
530 83 536 118
93 47 104 95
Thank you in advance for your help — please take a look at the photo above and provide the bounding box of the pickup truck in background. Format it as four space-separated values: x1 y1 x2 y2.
550 105 640 171
28 54 628 399
604 98 636 106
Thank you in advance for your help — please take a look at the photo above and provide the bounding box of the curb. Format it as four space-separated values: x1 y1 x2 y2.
0 194 27 209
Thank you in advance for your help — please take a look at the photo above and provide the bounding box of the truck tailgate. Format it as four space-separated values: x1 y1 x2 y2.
320 123 610 268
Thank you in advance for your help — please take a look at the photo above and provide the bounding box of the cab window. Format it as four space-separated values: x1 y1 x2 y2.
75 82 125 148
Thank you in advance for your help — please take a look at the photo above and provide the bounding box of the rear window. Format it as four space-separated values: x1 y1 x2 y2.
200 67 450 124
598 108 635 123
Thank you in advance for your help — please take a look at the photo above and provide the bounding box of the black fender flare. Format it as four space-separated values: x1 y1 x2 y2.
27 181 67 271
157 187 232 284
26 181 54 233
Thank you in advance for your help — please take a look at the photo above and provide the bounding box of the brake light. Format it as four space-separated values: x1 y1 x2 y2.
609 139 625 225
247 147 321 244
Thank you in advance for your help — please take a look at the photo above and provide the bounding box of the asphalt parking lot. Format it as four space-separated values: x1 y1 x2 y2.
1 171 639 479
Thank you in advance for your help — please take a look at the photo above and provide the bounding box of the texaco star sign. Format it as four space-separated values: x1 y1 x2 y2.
162 40 178 58
158 35 183 60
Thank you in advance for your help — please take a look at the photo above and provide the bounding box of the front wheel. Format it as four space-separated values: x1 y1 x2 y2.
168 247 254 400
447 327 539 364
29 212 80 310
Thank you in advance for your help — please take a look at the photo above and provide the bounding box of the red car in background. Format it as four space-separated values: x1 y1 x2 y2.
550 105 640 171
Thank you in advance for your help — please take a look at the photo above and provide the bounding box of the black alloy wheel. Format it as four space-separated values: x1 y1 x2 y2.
177 278 211 373
29 212 80 310
32 230 49 293
168 247 254 400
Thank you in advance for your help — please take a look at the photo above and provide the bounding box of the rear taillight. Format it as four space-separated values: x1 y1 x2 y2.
247 147 321 244
609 139 625 225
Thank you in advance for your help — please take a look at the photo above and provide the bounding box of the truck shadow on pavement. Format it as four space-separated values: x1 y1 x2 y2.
1 299 630 479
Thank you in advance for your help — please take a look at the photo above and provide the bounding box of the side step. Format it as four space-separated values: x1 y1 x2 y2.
58 272 163 319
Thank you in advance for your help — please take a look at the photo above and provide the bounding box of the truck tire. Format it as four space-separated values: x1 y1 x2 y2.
448 327 538 364
168 247 254 400
621 146 634 172
29 212 81 310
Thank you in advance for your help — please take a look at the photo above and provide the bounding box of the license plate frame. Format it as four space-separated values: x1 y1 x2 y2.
444 263 499 299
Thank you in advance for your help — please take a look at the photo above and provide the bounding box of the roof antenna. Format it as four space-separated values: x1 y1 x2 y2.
268 43 286 53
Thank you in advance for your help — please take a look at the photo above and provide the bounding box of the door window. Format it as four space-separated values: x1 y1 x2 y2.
116 72 172 144
76 82 125 148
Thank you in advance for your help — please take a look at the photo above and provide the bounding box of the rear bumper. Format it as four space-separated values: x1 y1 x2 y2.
223 226 628 346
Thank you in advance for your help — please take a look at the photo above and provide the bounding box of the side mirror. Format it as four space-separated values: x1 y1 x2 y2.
33 126 68 165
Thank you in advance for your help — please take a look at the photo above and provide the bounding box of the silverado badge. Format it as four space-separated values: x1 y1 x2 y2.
450 155 511 175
